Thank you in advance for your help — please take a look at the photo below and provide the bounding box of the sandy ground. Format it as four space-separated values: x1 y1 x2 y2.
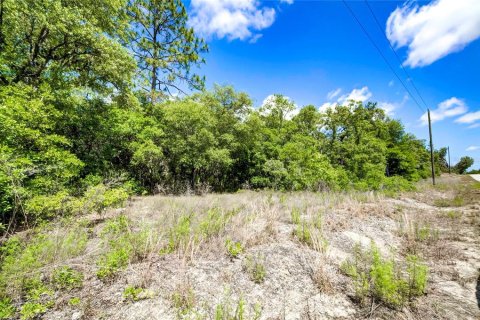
39 175 479 320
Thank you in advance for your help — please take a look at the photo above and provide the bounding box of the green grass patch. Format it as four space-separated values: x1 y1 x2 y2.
341 243 427 308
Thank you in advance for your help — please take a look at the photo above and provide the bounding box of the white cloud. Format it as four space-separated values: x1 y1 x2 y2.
420 97 467 125
327 88 342 100
249 33 263 43
386 0 480 67
468 123 480 129
337 86 372 104
319 102 338 113
319 86 401 116
466 146 480 151
189 0 288 41
378 102 396 116
280 0 294 4
455 110 480 124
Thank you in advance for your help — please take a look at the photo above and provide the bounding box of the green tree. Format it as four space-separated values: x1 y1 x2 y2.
126 0 208 100
0 84 83 227
454 156 474 174
0 0 135 90
161 100 232 192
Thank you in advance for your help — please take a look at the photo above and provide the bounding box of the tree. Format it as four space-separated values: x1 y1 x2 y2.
0 0 135 91
454 156 474 174
126 0 208 101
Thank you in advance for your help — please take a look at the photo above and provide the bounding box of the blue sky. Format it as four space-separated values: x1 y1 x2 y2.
186 0 480 169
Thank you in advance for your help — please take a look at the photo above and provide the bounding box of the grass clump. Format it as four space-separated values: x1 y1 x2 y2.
292 218 328 253
97 215 158 280
444 210 461 220
434 195 464 208
0 297 15 319
225 239 243 259
214 296 262 320
291 207 301 225
123 285 147 302
244 254 266 284
171 285 196 316
198 207 237 239
68 297 81 306
160 214 192 254
341 243 428 308
20 302 48 320
51 266 83 290
0 223 88 299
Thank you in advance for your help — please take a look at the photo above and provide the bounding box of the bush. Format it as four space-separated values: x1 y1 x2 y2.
341 243 428 308
51 266 83 290
20 302 48 320
0 224 88 298
225 239 243 259
123 286 144 302
0 298 15 319
97 215 158 280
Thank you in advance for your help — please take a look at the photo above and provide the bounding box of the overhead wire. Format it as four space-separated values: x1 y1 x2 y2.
341 0 426 114
364 0 429 111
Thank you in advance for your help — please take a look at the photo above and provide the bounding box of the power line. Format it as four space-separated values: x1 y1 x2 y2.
364 0 429 111
341 0 426 114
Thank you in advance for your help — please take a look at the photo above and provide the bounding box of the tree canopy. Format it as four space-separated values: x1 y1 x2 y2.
0 0 473 233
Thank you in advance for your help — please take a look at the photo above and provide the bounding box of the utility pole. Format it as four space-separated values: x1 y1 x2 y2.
428 109 435 185
447 146 451 174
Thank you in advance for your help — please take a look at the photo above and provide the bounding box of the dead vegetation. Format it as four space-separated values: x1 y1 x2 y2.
1 175 479 319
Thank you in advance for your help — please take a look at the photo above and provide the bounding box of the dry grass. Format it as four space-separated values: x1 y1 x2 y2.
3 175 479 319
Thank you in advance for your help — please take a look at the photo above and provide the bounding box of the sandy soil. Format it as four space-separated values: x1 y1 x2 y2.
43 175 480 320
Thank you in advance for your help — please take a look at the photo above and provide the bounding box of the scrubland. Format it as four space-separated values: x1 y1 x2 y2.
1 175 479 320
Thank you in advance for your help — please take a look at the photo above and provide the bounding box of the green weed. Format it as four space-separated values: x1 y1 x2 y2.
444 210 461 220
20 302 48 320
341 243 428 308
160 214 192 254
213 295 262 320
0 224 87 298
244 254 266 284
68 297 81 306
123 286 144 302
51 266 83 290
291 207 301 225
225 239 243 259
171 286 195 316
0 298 15 319
97 215 158 280
434 195 464 207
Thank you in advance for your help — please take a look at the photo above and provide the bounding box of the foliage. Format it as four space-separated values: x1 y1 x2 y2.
244 254 266 284
96 215 157 280
0 0 469 233
20 301 48 320
123 285 145 302
0 224 88 298
225 239 243 259
0 297 15 319
454 156 474 174
51 266 83 290
341 243 428 308
126 0 208 100
68 297 81 306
